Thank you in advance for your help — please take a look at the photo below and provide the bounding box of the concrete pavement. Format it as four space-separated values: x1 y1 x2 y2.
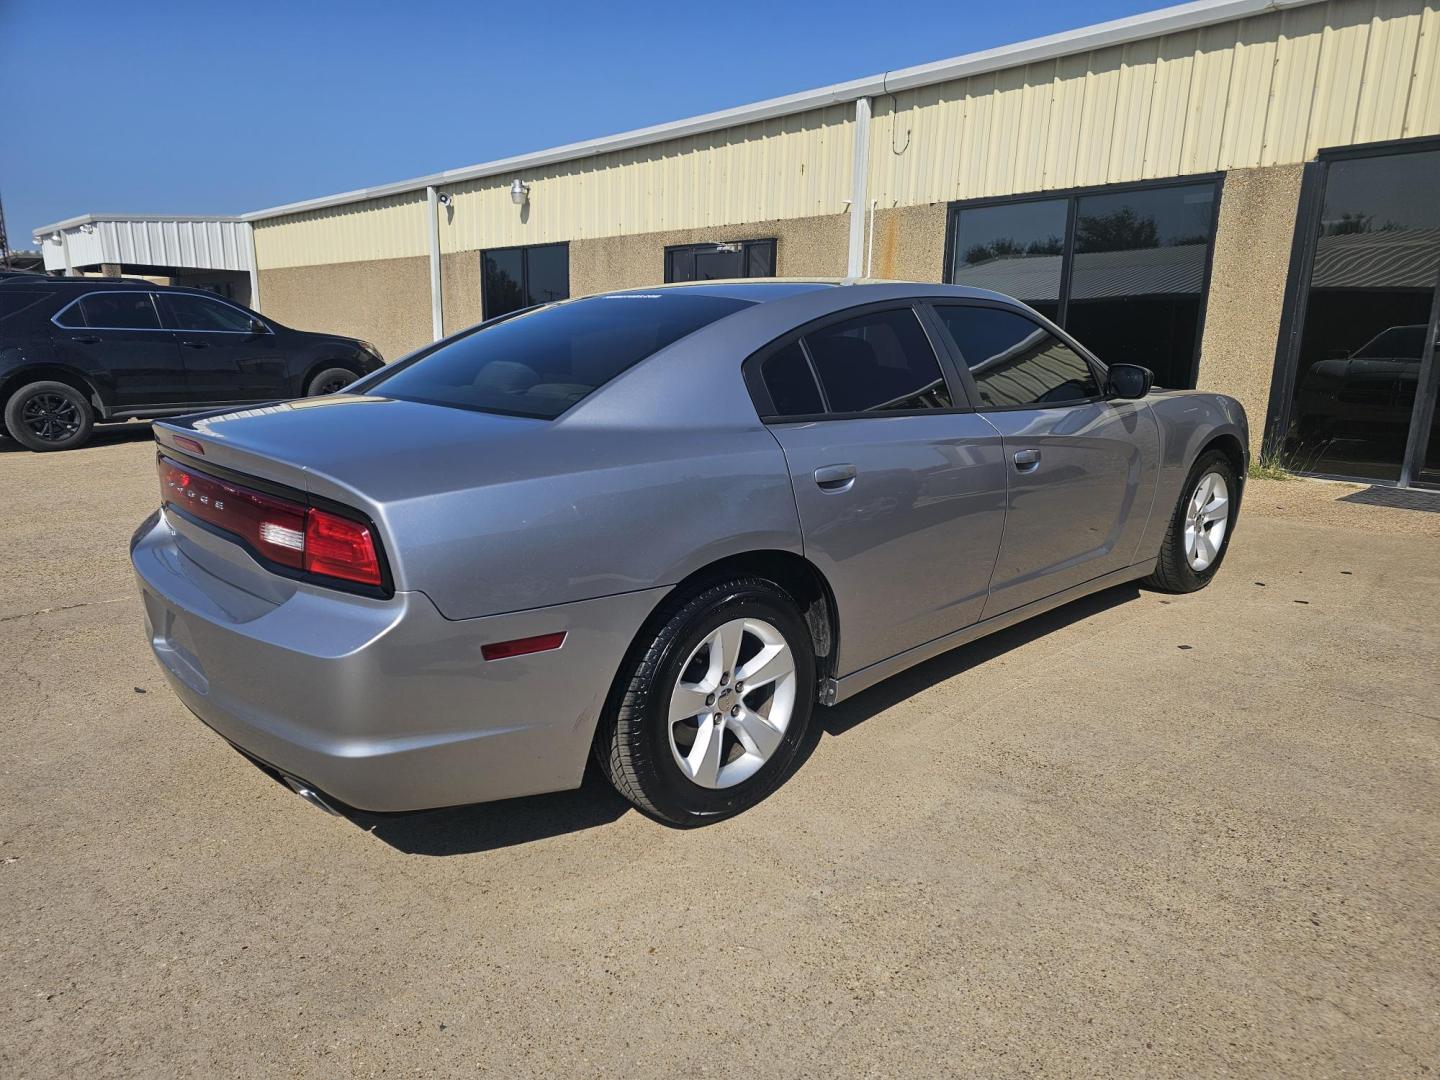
2 428 1436 1077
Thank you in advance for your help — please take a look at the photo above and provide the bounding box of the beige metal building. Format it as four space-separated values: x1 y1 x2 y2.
34 0 1440 487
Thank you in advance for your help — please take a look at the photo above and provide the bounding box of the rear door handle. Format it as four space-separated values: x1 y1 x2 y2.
180 339 208 349
1013 449 1041 471
814 463 857 492
73 335 101 345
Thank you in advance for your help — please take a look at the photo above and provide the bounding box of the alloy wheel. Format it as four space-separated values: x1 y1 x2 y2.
1183 471 1230 571
20 392 82 443
667 617 797 790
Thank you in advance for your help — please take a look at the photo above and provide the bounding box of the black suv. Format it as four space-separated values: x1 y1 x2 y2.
0 278 385 451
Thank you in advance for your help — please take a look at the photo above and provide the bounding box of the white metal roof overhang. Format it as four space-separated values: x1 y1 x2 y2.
33 214 251 274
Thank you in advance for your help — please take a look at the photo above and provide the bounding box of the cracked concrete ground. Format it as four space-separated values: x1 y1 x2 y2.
1 424 1437 1078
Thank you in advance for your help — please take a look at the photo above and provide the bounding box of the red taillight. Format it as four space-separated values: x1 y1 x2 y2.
303 508 382 586
158 455 383 589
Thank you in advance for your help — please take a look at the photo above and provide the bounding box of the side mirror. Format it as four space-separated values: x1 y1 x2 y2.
248 317 266 337
1107 363 1153 399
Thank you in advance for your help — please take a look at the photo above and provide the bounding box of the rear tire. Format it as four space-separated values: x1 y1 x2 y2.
597 577 816 825
1143 449 1238 593
307 366 357 396
4 381 95 452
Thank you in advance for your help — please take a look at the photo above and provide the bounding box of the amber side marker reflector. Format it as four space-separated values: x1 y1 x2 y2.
172 435 205 455
481 631 567 661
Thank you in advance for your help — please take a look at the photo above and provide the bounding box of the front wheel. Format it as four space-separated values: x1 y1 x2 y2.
307 366 358 396
1143 450 1239 593
597 577 816 825
3 381 95 452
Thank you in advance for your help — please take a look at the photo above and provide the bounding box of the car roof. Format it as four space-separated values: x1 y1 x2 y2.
606 280 836 303
0 275 153 289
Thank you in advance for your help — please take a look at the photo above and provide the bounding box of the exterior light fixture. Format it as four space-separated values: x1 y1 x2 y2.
510 179 529 206
437 192 453 207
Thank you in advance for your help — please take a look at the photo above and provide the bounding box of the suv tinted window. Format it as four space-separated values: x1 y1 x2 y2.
932 305 1099 408
802 308 951 414
368 292 753 419
67 292 161 331
163 294 254 332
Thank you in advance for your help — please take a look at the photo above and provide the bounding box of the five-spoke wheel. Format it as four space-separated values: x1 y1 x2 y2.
667 617 798 790
1183 471 1230 572
597 577 815 825
1145 448 1239 593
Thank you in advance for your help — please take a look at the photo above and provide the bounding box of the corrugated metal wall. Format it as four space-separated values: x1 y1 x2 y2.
868 0 1440 206
100 219 252 271
439 105 853 253
251 0 1438 270
253 191 429 269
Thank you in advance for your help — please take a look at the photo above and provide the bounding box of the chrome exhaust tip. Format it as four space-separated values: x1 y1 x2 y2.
283 776 342 816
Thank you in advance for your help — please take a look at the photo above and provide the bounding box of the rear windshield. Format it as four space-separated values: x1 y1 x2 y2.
367 292 754 419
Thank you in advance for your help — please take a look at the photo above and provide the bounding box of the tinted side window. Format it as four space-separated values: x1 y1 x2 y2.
52 297 88 327
933 306 1099 408
78 292 161 330
759 341 823 417
163 294 254 332
802 308 951 414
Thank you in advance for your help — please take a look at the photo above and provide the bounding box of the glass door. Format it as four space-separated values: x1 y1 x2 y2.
1279 145 1440 486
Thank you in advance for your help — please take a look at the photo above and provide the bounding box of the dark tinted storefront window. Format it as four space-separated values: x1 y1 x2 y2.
947 180 1219 389
950 199 1066 321
482 243 570 318
1281 148 1440 484
665 240 777 283
1066 184 1214 382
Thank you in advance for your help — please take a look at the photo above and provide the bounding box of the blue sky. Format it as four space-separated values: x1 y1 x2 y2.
0 0 1165 244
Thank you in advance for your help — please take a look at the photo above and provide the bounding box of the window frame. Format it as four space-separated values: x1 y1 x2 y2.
943 172 1224 389
50 290 165 332
664 239 778 284
480 242 570 319
155 291 272 335
741 299 976 424
1262 134 1440 488
922 298 1113 413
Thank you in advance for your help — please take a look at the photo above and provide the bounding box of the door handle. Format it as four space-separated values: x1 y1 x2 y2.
813 463 857 492
1013 449 1042 471
180 339 208 349
73 335 101 345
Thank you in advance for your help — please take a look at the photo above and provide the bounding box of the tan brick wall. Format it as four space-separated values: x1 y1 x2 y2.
567 213 850 299
869 204 948 282
257 255 431 363
1197 164 1306 456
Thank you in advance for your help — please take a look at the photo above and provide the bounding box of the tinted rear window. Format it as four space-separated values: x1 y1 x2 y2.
368 292 753 419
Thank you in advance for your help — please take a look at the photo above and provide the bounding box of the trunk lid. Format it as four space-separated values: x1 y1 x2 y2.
153 394 552 597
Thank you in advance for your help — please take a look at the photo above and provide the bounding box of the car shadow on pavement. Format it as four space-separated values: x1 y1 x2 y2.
0 421 154 453
816 582 1142 739
350 766 631 856
353 583 1142 856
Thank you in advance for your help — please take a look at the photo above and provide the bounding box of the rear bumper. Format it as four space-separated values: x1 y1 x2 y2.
131 510 664 812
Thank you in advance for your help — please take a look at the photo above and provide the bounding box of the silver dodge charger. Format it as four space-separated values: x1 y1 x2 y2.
131 281 1247 825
